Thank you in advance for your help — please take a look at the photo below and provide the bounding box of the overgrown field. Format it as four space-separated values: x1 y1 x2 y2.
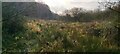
3 19 120 52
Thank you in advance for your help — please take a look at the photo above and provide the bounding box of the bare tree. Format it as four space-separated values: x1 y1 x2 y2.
98 0 120 13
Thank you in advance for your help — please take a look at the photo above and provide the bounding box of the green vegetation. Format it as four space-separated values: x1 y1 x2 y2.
2 2 120 53
2 19 120 52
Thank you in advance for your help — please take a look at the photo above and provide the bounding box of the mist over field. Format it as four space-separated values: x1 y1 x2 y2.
2 0 120 53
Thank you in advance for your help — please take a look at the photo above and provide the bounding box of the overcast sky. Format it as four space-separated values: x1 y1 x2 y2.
35 0 118 14
2 0 118 14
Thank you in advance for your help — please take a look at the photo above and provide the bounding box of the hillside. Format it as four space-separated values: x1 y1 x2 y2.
2 2 54 19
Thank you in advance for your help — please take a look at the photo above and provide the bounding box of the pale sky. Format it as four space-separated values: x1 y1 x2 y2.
35 0 118 14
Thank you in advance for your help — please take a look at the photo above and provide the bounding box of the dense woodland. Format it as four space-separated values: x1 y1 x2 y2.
2 1 120 53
